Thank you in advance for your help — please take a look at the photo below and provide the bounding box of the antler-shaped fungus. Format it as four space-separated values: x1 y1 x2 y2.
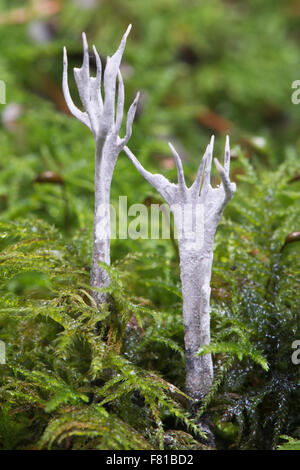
63 26 139 305
125 137 236 399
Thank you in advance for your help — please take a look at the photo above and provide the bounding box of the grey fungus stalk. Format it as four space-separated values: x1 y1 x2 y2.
125 136 236 400
63 26 139 306
62 26 236 402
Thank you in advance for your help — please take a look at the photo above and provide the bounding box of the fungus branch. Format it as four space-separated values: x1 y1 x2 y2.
63 27 139 305
124 137 236 399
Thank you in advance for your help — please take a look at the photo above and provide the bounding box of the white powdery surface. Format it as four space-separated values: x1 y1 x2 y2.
62 26 139 305
125 136 236 398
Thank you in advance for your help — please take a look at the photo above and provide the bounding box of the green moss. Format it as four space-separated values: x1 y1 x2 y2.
0 0 299 450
